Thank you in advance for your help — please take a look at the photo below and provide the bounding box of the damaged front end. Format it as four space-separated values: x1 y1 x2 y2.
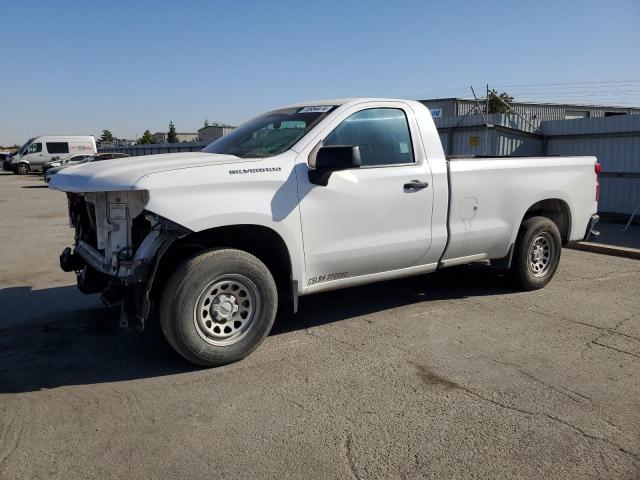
60 190 189 329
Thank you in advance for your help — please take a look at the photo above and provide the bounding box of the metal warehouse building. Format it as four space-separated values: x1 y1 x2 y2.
421 98 640 121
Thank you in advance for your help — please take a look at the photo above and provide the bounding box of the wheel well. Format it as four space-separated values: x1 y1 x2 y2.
151 224 293 309
522 199 571 242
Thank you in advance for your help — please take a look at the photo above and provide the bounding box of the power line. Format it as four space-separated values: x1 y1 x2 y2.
493 80 640 88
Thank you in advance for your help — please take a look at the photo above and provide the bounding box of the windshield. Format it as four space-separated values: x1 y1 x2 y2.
202 106 337 158
19 138 35 155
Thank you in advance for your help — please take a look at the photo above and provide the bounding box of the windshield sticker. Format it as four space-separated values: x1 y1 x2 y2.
298 105 334 114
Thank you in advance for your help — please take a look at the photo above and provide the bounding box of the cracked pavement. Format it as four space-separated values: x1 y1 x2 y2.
1 173 639 479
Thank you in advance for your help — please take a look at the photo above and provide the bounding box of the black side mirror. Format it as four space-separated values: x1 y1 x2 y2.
308 145 361 186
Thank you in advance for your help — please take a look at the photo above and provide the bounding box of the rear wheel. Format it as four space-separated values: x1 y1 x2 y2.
510 216 562 291
159 248 278 367
16 163 30 175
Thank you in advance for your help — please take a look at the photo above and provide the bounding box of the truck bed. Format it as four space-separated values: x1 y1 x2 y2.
440 155 597 267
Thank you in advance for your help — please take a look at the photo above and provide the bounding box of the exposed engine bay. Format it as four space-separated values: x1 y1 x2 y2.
60 190 187 328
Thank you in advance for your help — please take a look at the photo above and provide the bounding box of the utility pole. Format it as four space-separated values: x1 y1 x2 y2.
484 84 490 156
470 86 487 124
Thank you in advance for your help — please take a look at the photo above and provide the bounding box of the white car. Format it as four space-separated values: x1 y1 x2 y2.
10 136 96 174
50 98 599 366
44 153 129 183
42 154 94 174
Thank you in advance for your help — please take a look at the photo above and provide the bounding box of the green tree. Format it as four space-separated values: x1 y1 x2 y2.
137 130 155 144
99 130 115 143
167 121 178 143
488 89 514 114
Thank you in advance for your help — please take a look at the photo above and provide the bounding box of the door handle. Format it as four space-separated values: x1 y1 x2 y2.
403 180 429 190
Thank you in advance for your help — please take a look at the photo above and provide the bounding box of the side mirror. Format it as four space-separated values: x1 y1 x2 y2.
308 145 361 186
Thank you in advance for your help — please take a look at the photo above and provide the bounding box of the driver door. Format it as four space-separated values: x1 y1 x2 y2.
24 142 44 167
296 102 434 287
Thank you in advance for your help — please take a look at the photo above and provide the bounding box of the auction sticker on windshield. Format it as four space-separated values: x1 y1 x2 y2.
298 105 334 113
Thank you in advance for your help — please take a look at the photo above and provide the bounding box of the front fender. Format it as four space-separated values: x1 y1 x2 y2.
135 158 306 291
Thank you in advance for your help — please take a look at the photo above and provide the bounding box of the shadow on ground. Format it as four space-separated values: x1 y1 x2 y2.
0 263 515 393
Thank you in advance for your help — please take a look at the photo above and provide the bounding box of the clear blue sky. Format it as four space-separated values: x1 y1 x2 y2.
1 0 639 146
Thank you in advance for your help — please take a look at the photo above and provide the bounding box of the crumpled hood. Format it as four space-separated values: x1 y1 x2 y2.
49 152 249 192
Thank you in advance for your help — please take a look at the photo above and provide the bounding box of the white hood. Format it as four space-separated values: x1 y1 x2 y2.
49 152 250 192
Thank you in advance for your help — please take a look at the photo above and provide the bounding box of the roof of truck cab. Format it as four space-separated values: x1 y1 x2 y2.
281 98 413 109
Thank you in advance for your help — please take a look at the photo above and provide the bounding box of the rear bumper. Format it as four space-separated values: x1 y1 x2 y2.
583 214 600 241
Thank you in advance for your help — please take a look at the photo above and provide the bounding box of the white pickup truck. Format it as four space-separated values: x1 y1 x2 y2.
50 98 600 366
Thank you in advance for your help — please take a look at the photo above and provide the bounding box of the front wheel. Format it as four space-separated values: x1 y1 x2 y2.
510 216 562 291
15 163 30 175
159 248 278 367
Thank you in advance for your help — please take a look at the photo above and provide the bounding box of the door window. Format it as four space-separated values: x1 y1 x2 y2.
28 143 42 154
323 108 415 166
46 142 70 154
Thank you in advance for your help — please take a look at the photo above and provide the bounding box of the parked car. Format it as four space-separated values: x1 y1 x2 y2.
50 98 599 367
42 154 94 175
44 153 129 183
8 136 96 174
1 151 17 170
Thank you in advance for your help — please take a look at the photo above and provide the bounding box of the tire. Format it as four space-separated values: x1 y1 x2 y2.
159 248 278 367
16 163 30 175
510 216 562 291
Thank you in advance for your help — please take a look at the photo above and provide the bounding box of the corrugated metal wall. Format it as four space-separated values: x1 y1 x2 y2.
458 101 640 121
434 114 543 156
423 98 640 121
420 99 458 117
543 115 640 215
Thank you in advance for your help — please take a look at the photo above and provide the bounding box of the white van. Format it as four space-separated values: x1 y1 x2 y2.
10 136 97 174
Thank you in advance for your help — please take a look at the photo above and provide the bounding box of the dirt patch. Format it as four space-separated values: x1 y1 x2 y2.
411 362 459 389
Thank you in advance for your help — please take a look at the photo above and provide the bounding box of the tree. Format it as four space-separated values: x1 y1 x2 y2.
99 130 115 143
137 130 155 144
203 118 210 127
488 89 514 114
167 121 178 143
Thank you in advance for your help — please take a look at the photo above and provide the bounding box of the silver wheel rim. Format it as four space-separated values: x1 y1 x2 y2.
528 233 554 277
193 274 261 346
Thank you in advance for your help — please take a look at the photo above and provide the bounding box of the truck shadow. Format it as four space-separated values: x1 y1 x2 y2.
0 285 197 394
0 264 515 393
272 263 515 335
